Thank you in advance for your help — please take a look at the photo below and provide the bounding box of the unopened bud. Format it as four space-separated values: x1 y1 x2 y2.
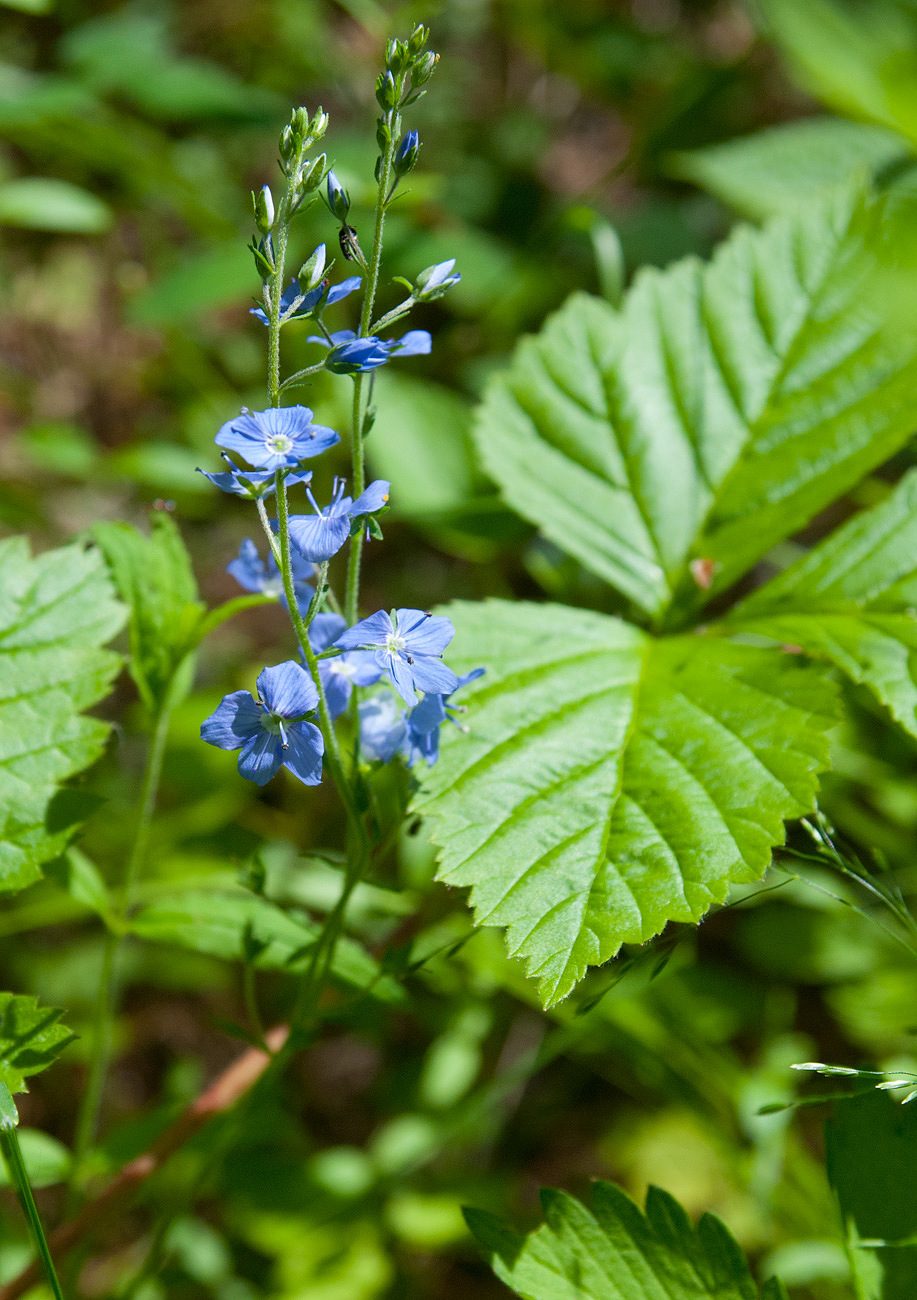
310 107 329 141
299 152 326 194
326 170 350 220
386 38 408 74
279 125 296 163
376 70 398 111
408 23 429 55
411 51 437 87
413 257 461 301
393 129 420 177
291 107 310 136
299 243 326 290
253 184 274 234
249 235 275 282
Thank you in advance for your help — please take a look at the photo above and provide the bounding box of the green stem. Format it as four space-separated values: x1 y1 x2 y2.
68 695 174 1204
0 1096 65 1300
344 89 403 628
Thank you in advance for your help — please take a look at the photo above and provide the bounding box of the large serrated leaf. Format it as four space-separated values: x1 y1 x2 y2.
415 601 838 1006
0 538 125 893
668 117 909 221
0 993 76 1095
727 469 917 736
473 189 917 621
466 1178 788 1299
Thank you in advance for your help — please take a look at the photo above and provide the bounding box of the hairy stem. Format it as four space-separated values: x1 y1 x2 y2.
344 88 403 628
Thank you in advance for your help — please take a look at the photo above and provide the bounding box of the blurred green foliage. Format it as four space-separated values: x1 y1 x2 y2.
6 1 917 1297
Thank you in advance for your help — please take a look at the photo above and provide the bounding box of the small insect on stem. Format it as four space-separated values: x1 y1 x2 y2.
339 225 363 261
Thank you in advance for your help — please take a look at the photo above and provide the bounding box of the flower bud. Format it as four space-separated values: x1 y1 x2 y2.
411 51 437 87
253 184 274 234
299 152 326 194
279 124 296 163
392 129 420 177
291 107 310 137
249 235 275 282
299 243 326 290
408 23 429 55
385 38 408 74
310 107 329 141
413 258 461 301
376 70 398 111
326 170 350 220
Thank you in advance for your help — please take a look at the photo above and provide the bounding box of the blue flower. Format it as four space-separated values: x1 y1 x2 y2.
201 662 323 787
402 668 485 766
334 608 457 705
197 457 315 499
327 170 350 220
358 693 407 763
227 539 314 614
249 276 362 326
307 612 382 719
393 129 420 176
215 406 340 470
310 329 432 375
413 259 461 302
282 477 390 563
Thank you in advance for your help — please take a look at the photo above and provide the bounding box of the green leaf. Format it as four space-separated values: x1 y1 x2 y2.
130 890 403 1004
826 1090 917 1300
668 117 909 220
92 514 204 712
0 994 76 1095
757 0 917 150
727 470 917 735
0 178 112 233
415 600 838 1005
473 189 917 621
466 1178 785 1298
0 539 125 893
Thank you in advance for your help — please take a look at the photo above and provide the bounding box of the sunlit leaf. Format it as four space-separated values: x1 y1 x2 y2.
0 993 75 1095
467 1178 789 1298
0 539 124 893
416 601 837 1005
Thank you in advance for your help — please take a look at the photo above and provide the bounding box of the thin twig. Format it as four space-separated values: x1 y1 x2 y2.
0 1025 289 1300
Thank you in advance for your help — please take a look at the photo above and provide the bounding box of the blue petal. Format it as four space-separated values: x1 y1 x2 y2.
345 651 383 687
409 692 447 734
334 609 393 651
201 691 262 750
226 539 268 593
408 656 459 697
454 666 486 694
326 277 362 304
281 720 324 785
395 609 455 657
257 661 319 718
404 718 440 767
388 654 419 705
286 513 351 562
388 330 431 357
238 731 284 785
348 480 390 518
319 663 352 719
358 695 407 762
309 612 347 652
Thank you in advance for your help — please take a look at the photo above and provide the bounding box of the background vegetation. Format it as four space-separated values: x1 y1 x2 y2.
4 0 917 1296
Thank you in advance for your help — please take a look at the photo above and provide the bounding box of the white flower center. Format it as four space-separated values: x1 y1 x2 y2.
262 576 284 598
267 433 293 453
386 633 406 656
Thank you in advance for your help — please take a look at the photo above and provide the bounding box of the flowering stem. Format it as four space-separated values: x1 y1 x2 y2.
344 77 405 628
272 473 362 841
